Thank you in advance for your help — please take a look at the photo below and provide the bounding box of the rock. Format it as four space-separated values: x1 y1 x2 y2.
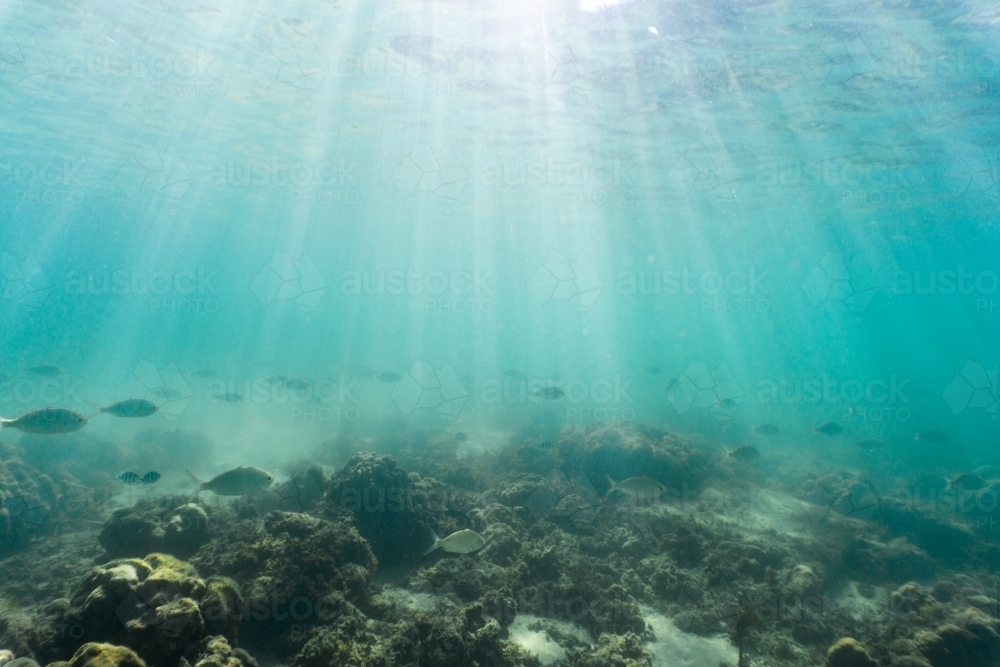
0 650 13 667
186 636 258 667
825 638 878 667
326 453 431 565
842 537 936 585
564 632 650 667
7 659 40 667
190 510 375 648
99 499 213 559
198 579 243 644
49 553 228 666
916 613 1000 667
787 564 820 596
65 644 146 667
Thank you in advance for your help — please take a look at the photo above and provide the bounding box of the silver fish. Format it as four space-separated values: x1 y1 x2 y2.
915 430 949 443
816 422 843 436
605 476 666 501
1 408 87 434
423 528 487 555
187 467 274 496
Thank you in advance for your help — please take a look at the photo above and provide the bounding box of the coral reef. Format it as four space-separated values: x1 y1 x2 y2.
64 643 146 667
326 453 434 565
99 500 213 559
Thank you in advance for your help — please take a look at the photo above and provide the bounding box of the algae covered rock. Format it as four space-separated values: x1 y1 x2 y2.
327 453 433 565
99 499 213 559
190 510 376 646
824 638 878 667
65 643 146 667
186 635 258 667
49 553 241 667
916 613 1000 667
565 632 650 667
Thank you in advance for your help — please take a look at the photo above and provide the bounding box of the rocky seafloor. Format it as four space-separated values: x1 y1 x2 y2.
1 422 1000 667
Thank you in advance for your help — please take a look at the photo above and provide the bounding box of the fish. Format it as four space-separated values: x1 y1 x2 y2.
217 393 243 403
117 472 141 485
454 432 468 442
285 378 310 391
264 375 289 385
857 439 883 451
949 473 986 491
89 399 158 418
664 378 678 390
186 467 275 496
604 475 666 501
534 386 565 400
140 471 161 485
724 444 760 462
26 364 65 376
753 424 779 436
537 441 555 451
816 422 843 436
191 369 217 378
0 408 88 434
377 372 402 382
915 430 949 443
422 528 487 555
714 397 740 408
148 387 185 401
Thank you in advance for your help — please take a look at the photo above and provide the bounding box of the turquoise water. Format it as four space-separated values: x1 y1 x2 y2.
1 0 999 664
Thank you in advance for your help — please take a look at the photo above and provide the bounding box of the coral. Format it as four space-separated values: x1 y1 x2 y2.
64 643 146 667
190 510 376 649
916 613 1000 667
564 633 650 667
326 453 433 565
0 651 12 667
185 635 258 667
841 537 936 585
99 499 213 559
199 578 243 644
824 638 878 667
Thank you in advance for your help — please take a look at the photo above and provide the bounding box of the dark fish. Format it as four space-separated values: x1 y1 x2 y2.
140 471 161 485
715 397 740 408
816 422 843 436
857 439 883 451
537 441 554 451
646 366 663 375
534 386 565 400
264 375 289 385
664 378 678 390
117 472 141 485
915 430 949 443
26 364 64 376
454 432 468 442
725 444 760 462
753 424 779 436
285 378 310 391
218 393 243 403
949 473 986 491
1 408 87 434
377 372 402 382
92 399 158 418
148 387 185 401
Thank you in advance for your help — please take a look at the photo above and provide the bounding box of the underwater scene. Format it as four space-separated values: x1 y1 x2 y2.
1 0 999 665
